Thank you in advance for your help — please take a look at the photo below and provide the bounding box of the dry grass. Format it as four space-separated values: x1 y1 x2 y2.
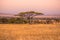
0 24 60 40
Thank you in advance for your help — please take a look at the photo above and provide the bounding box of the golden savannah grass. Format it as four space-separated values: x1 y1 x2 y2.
0 24 60 40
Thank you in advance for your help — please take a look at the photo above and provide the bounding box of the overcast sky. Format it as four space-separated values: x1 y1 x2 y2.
0 0 60 16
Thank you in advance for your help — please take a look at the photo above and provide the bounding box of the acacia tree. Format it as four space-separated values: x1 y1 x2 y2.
16 11 43 24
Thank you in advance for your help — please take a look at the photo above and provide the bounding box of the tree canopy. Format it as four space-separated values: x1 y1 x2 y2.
16 11 43 24
17 11 43 18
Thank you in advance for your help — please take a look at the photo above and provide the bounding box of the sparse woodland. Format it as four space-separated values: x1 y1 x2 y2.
0 11 60 24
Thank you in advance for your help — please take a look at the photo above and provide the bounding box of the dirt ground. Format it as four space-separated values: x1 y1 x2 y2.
0 24 60 40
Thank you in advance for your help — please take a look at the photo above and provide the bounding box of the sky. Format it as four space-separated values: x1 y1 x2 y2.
0 0 60 16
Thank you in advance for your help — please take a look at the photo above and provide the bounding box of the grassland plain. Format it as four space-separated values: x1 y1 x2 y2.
0 24 60 40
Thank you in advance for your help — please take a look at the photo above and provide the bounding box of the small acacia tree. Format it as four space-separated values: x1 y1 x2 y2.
16 11 43 24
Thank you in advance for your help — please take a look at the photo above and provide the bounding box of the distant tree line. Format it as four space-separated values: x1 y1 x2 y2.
0 11 60 24
0 17 24 24
0 17 60 24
